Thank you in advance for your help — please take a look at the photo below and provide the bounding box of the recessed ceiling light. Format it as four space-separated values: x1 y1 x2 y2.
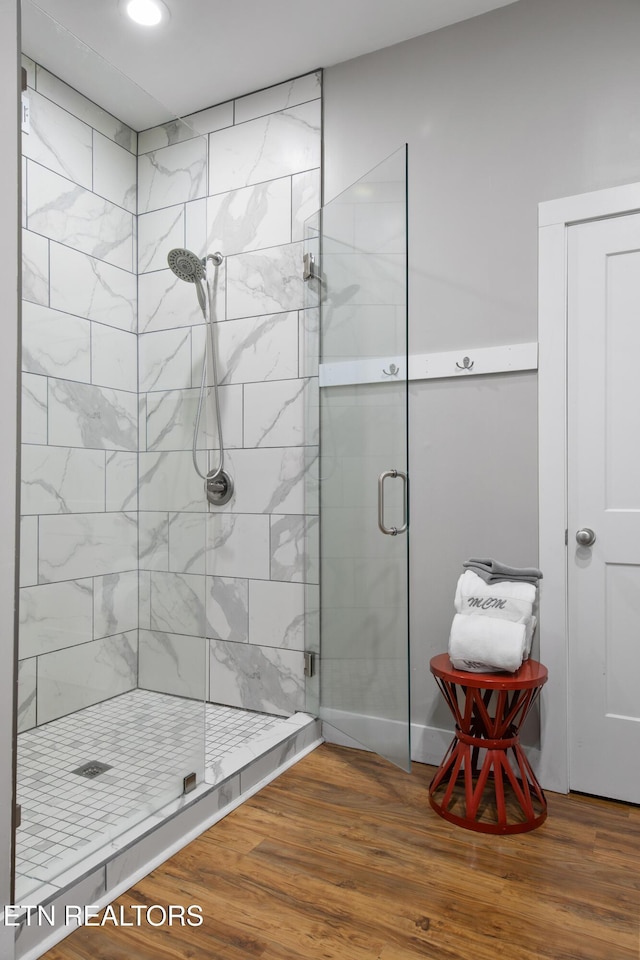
125 0 167 26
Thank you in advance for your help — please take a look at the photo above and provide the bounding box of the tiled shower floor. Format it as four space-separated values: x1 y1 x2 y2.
16 689 289 898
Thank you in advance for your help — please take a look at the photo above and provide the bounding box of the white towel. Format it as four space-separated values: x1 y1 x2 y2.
455 570 536 623
448 613 527 673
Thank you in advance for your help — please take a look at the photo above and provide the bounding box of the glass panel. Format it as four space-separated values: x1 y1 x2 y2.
17 2 206 902
307 146 410 771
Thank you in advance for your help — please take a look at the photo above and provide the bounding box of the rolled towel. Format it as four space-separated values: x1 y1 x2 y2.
455 570 536 622
463 558 543 585
524 616 537 658
448 613 527 673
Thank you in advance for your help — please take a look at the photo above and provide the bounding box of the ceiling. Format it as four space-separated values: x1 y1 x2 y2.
22 0 519 130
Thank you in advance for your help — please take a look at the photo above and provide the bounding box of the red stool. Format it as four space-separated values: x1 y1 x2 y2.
429 653 548 834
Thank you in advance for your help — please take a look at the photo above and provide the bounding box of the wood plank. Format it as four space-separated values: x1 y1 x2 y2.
42 744 640 960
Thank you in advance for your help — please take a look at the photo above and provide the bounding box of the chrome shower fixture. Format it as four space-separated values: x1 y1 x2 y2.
166 247 233 506
167 248 205 283
167 248 223 282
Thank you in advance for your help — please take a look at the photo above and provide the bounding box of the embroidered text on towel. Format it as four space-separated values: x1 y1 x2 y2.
467 597 508 610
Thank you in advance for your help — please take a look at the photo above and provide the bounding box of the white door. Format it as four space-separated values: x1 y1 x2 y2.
567 212 640 802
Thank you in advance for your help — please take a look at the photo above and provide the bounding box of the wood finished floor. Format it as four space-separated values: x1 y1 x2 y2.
44 743 640 960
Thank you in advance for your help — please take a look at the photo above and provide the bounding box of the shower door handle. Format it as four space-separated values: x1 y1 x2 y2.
378 469 408 536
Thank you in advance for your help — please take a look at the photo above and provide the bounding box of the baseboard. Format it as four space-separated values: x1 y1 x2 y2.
321 709 454 767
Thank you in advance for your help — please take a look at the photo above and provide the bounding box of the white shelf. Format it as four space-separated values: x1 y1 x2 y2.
318 342 538 387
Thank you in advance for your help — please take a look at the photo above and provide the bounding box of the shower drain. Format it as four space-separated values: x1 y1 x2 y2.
72 761 112 779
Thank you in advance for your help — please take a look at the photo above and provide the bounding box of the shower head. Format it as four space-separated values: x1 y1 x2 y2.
167 248 205 283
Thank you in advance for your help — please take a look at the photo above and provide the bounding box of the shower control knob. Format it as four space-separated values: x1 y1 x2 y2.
575 528 596 547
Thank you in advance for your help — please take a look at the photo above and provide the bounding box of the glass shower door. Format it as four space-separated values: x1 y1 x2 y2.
313 146 410 771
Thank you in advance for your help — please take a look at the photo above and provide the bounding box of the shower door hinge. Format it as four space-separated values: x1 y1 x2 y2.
303 252 319 282
303 652 316 678
15 804 21 829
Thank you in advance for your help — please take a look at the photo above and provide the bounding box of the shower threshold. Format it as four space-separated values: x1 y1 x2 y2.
15 690 320 908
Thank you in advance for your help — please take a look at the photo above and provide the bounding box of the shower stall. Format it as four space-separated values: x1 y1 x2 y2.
12 2 408 951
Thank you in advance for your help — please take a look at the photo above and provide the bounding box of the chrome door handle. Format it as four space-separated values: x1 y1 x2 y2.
576 527 596 546
378 469 408 536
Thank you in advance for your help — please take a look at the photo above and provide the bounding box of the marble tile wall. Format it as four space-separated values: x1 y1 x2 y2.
19 57 138 729
18 61 322 727
137 71 322 716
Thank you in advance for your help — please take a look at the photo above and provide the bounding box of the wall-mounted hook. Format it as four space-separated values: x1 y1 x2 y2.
383 363 399 377
455 356 474 371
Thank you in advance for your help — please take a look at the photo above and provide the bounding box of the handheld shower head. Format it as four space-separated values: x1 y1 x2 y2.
167 248 205 283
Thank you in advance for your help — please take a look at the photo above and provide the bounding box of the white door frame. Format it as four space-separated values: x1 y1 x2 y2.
538 181 640 793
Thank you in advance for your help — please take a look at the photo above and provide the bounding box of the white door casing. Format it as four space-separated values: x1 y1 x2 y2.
538 182 640 796
567 213 640 802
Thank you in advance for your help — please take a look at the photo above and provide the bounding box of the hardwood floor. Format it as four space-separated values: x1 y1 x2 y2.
44 744 640 960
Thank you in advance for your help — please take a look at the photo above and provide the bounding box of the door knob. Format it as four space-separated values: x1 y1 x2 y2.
576 528 596 546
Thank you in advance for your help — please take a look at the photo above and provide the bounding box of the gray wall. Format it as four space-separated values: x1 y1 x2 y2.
323 0 640 744
0 0 20 944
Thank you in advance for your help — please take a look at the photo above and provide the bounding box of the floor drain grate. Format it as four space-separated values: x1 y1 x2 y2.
72 761 113 779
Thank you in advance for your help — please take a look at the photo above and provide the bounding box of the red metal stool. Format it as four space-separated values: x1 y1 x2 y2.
429 653 548 834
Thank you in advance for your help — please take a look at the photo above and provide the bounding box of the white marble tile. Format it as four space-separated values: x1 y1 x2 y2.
22 301 91 382
139 512 170 571
36 66 137 153
138 102 233 154
37 631 138 724
271 514 319 584
48 378 137 451
21 444 105 515
216 311 298 385
27 161 134 271
216 447 311 514
209 100 321 195
139 630 207 699
22 89 92 188
244 377 317 448
235 72 321 124
138 137 208 214
149 571 206 637
93 131 137 213
139 570 151 628
209 639 304 714
92 323 137 392
138 267 203 333
248 579 305 650
292 168 321 243
19 578 93 658
17 659 37 733
138 451 208 513
93 570 138 639
226 242 305 319
49 242 137 333
206 577 248 642
139 327 193 392
168 512 206 575
184 197 207 256
138 206 185 273
146 385 243 452
105 451 138 511
22 373 48 445
205 177 291 257
299 306 320 378
22 228 49 305
20 516 39 587
38 512 138 582
206 513 270 579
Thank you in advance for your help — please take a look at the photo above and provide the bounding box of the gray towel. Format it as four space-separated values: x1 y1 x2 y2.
463 558 543 585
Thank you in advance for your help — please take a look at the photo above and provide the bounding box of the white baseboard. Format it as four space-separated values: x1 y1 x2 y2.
321 709 454 767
